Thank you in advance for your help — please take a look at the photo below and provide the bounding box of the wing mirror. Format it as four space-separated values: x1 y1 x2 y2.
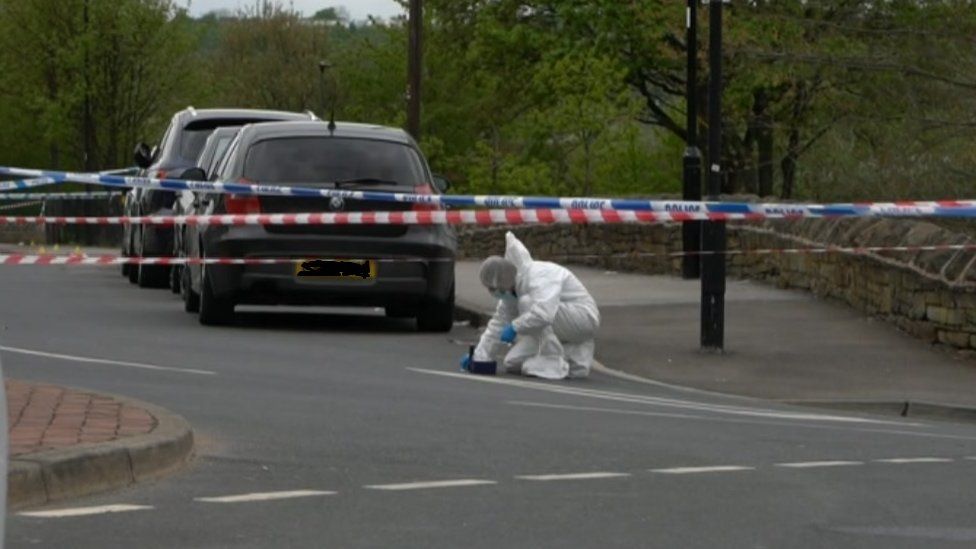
180 167 207 181
133 143 153 169
432 174 451 193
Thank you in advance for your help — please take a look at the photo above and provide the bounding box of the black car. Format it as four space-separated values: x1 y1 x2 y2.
183 121 457 331
171 126 242 296
123 107 316 287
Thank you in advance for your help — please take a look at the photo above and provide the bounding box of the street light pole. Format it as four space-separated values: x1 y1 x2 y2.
406 0 423 140
681 0 702 280
700 0 727 351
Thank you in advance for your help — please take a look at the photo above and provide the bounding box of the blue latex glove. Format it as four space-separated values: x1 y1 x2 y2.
500 324 517 344
460 354 472 371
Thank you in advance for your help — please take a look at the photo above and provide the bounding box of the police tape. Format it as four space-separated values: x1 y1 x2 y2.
0 176 65 192
0 209 759 226
0 243 971 267
0 254 450 265
0 167 136 192
0 192 123 200
0 201 43 211
2 164 976 218
546 243 976 259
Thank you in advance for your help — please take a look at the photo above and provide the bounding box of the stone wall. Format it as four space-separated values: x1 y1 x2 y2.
458 216 976 351
0 198 122 247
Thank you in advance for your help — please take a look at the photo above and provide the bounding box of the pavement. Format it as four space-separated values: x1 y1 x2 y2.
5 379 193 510
5 253 976 546
456 260 976 413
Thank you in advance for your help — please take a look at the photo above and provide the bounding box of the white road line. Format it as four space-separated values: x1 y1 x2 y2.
0 345 217 376
874 457 955 464
194 490 336 503
965 457 976 461
409 368 902 425
775 461 864 469
19 504 153 518
516 472 631 481
364 479 497 491
505 401 975 442
651 466 754 474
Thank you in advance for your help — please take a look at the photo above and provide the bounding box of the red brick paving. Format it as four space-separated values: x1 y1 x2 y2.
6 379 157 457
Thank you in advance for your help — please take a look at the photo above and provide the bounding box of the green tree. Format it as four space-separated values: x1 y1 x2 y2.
0 0 198 170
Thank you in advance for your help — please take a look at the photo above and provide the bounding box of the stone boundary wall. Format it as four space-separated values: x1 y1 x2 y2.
458 216 976 351
0 198 122 247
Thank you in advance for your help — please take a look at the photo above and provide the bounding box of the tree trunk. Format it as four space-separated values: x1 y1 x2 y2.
781 127 799 199
757 119 774 197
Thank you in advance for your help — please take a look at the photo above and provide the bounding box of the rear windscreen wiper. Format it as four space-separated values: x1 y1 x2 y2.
334 178 400 188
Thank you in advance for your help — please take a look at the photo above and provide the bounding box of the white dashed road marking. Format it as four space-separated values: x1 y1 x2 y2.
516 472 631 481
19 504 154 518
195 490 336 503
875 457 955 464
15 455 969 519
0 345 217 376
651 466 754 474
775 461 864 468
364 479 497 491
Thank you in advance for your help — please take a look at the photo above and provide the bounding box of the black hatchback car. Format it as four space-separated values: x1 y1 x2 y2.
124 107 316 287
184 121 457 331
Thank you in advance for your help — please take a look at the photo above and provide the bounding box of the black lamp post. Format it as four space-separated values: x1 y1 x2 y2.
681 0 702 280
700 0 727 351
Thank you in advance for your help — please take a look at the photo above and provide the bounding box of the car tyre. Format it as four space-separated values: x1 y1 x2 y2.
170 265 182 294
122 262 130 277
385 306 415 319
182 265 200 313
137 264 170 288
127 261 139 284
199 264 234 326
416 286 454 333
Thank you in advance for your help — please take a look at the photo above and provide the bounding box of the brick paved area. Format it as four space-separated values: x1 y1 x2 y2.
6 379 157 456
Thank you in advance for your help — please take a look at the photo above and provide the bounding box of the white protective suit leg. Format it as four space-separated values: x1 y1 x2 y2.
502 327 569 380
551 302 600 378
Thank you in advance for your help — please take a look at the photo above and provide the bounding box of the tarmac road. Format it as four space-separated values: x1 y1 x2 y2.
3 265 976 548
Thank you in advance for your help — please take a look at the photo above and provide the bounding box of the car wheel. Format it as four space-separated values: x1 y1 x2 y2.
137 264 170 288
170 265 182 294
122 262 130 277
198 263 234 326
127 260 139 284
182 264 200 313
416 286 454 333
385 306 415 319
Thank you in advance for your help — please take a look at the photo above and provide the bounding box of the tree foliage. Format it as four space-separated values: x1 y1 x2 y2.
0 0 974 202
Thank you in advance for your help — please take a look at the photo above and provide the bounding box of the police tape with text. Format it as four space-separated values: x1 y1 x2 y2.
2 164 976 219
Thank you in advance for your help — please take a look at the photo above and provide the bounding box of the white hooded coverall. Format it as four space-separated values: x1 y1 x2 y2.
474 232 601 379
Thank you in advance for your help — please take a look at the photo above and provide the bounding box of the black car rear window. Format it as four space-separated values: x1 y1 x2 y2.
180 118 297 162
242 137 426 187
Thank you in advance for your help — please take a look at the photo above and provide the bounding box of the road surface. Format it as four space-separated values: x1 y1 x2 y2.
3 266 976 548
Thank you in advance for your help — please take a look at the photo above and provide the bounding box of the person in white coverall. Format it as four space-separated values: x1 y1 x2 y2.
462 232 601 380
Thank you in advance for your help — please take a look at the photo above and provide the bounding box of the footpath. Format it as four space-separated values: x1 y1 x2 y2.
6 379 192 510
455 261 976 418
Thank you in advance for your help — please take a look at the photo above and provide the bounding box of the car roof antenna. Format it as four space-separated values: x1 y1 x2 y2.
318 60 337 133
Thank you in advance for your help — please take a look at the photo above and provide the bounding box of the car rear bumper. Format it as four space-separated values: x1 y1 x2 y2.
201 226 456 307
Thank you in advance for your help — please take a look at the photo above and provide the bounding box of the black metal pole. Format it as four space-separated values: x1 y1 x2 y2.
700 0 726 351
681 0 702 280
406 0 423 140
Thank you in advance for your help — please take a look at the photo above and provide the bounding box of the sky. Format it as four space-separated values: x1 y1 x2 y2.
184 0 404 20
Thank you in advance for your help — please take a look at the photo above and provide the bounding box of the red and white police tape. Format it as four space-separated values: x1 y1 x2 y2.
1 243 973 266
0 209 787 226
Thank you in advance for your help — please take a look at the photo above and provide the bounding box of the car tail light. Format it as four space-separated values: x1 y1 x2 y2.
225 194 261 214
412 184 439 211
153 169 168 180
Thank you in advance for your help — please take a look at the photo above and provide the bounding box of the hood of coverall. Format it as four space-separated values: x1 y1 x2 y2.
503 232 533 272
